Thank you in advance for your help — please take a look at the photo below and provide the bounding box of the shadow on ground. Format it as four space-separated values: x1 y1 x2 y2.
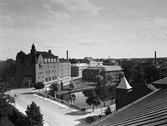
21 92 36 95
74 115 100 126
65 111 91 116
74 118 90 126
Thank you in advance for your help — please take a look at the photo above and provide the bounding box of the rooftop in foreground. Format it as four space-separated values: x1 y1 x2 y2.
92 88 167 126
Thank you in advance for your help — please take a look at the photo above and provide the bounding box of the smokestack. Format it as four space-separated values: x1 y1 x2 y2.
154 51 156 64
66 50 68 60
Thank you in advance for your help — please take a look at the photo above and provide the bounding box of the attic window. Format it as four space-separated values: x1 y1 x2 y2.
44 59 47 63
48 59 50 62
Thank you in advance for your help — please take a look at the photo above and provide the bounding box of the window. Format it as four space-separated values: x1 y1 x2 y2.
52 76 54 80
45 78 48 82
48 59 50 62
44 59 47 63
49 77 51 81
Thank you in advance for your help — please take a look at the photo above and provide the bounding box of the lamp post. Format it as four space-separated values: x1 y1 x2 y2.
101 107 102 115
28 80 30 88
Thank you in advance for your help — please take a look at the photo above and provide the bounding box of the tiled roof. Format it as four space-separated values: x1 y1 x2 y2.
88 65 122 71
36 51 57 58
153 77 167 85
92 88 167 126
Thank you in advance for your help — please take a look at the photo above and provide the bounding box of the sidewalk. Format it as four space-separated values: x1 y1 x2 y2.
34 93 116 117
34 94 78 112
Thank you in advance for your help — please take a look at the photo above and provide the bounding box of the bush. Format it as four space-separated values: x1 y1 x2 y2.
34 82 44 89
86 116 96 123
80 107 86 111
104 106 112 115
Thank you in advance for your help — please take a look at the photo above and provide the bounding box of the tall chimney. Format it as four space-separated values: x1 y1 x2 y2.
66 50 68 60
154 51 156 64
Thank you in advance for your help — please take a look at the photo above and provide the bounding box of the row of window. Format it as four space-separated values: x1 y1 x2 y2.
44 58 57 63
45 76 57 82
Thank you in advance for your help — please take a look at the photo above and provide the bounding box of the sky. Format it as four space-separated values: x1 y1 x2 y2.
0 0 167 60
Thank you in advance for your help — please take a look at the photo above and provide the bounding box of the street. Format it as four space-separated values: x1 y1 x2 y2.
7 88 90 126
6 88 115 126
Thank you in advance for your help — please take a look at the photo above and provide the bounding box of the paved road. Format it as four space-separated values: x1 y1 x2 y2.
7 88 90 126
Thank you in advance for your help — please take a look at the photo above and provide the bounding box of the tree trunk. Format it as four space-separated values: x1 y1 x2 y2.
92 105 95 112
104 101 105 107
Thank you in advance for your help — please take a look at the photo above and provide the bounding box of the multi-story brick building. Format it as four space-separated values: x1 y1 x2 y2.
82 65 123 82
15 44 71 87
71 63 88 77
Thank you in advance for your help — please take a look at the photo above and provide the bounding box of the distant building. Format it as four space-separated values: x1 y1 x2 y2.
14 44 71 87
82 65 123 82
159 66 167 78
82 57 102 66
103 59 117 66
71 63 88 77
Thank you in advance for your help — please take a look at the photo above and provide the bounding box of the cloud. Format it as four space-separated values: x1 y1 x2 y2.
43 3 71 21
133 32 150 39
0 46 22 51
0 15 16 26
153 17 167 23
108 36 123 42
158 31 167 40
48 0 105 16
44 43 65 48
76 39 104 45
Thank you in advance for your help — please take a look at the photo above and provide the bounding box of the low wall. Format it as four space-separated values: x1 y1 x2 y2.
36 92 86 111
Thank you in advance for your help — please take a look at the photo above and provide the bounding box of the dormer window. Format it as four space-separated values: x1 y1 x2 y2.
44 59 47 63
48 58 50 62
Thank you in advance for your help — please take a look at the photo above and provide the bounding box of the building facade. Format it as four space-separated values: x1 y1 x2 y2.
82 65 123 82
15 44 71 87
82 57 102 66
71 63 88 77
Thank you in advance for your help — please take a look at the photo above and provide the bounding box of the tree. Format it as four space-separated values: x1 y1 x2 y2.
95 74 104 86
143 64 159 84
69 80 75 89
0 93 14 126
104 106 112 115
121 59 135 82
25 101 44 126
95 85 110 107
60 81 63 90
85 89 100 112
34 82 44 90
49 82 59 97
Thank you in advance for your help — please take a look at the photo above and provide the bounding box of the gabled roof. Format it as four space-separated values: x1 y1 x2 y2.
36 51 58 59
84 57 95 62
92 88 167 126
116 77 132 89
